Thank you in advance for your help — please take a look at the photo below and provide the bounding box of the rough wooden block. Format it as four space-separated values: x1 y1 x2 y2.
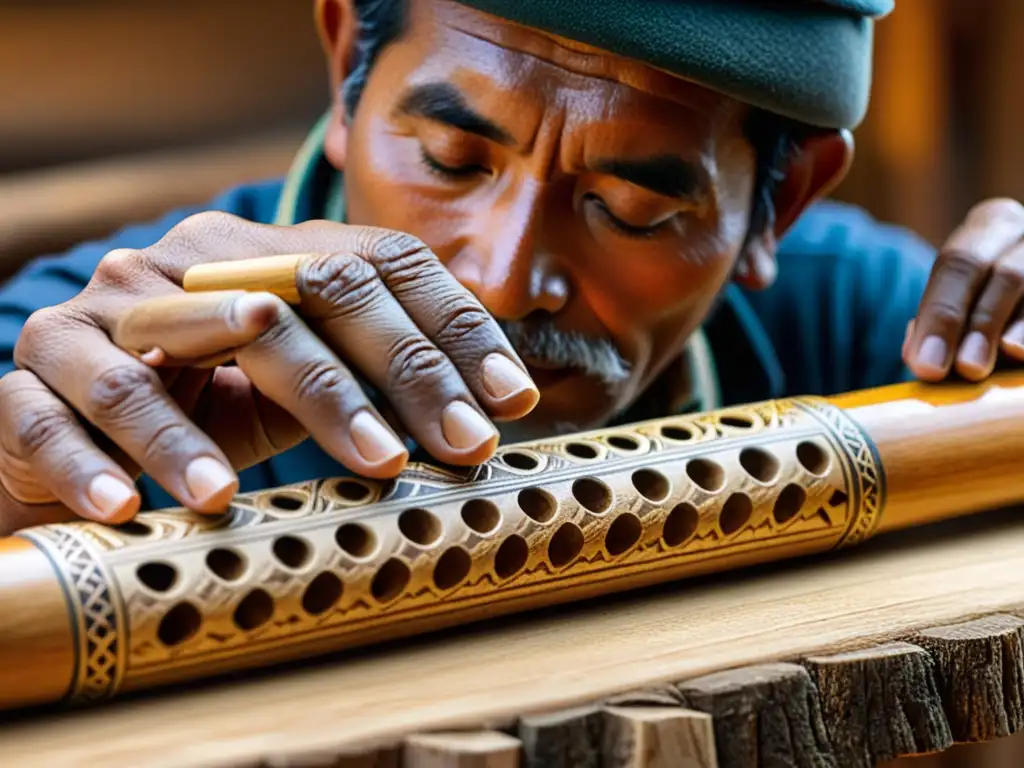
403 732 520 768
601 706 717 768
517 706 603 768
913 614 1024 742
675 662 836 768
803 642 952 765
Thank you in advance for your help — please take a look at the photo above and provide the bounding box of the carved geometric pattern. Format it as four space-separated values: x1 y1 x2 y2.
19 525 126 703
793 399 887 547
17 396 887 704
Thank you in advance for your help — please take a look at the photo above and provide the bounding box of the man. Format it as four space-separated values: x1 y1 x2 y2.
0 0 1021 535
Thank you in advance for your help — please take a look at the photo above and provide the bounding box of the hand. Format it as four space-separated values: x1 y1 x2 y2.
0 213 538 534
903 198 1024 382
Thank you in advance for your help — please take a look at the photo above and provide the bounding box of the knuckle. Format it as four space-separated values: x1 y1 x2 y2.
292 359 354 403
13 408 74 459
923 300 967 330
156 210 244 260
434 304 494 348
992 259 1024 285
304 253 382 316
173 210 237 239
93 248 146 288
361 230 437 281
140 421 193 466
13 307 63 365
937 248 986 276
386 336 449 390
85 364 161 424
968 197 1024 226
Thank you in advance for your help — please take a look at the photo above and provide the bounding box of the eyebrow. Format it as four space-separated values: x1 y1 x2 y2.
593 156 707 201
394 82 514 146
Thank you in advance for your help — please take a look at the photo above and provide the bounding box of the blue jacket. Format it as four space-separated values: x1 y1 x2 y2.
0 179 935 509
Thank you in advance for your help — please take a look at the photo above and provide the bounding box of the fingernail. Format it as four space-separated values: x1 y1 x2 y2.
139 347 166 367
481 354 537 400
229 293 280 333
1004 321 1024 350
441 401 498 452
350 410 408 465
87 473 139 520
958 331 989 369
185 456 238 507
916 335 948 371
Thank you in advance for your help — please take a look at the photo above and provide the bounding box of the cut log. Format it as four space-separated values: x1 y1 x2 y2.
912 614 1024 742
675 663 836 768
516 707 603 768
803 642 952 765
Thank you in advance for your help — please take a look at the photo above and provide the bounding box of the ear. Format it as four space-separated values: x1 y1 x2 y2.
315 0 359 170
734 129 854 291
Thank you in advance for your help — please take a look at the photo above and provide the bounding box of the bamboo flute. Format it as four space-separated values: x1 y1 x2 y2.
3 259 1024 714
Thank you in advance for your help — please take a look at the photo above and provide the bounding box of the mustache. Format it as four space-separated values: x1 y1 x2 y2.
498 317 631 392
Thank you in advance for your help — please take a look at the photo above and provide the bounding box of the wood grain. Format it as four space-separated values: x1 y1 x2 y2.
6 510 1024 767
601 706 716 768
803 642 952 765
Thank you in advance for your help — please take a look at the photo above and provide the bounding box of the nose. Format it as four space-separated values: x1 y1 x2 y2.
445 181 570 321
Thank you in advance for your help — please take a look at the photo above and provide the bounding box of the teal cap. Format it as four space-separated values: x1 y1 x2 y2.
455 0 894 129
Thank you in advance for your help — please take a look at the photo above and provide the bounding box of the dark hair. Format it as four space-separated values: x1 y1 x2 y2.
341 0 805 246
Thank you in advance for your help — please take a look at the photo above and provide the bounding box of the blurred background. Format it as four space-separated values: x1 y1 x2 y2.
1 0 1023 763
2 0 1023 278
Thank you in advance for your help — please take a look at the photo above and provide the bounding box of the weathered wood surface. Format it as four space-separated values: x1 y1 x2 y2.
803 642 952 765
6 510 1024 767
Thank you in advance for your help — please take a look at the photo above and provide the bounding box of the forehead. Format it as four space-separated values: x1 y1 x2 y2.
394 0 742 130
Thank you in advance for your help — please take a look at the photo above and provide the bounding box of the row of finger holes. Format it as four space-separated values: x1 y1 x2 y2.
150 479 831 648
143 441 832 594
142 457 819 598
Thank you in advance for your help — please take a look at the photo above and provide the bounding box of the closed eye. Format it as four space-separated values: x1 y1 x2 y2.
420 147 488 180
586 194 667 239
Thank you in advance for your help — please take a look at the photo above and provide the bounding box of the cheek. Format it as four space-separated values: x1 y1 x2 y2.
344 118 465 253
574 235 738 334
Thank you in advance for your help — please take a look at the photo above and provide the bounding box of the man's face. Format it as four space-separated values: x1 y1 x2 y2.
329 0 760 437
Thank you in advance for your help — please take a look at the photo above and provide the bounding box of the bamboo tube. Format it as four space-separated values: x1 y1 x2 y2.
3 261 1024 714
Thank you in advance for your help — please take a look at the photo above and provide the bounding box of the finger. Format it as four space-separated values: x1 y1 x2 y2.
225 297 411 477
956 243 1024 380
114 290 281 367
309 245 538 420
186 248 539 422
295 251 505 465
167 219 539 419
189 366 311 471
14 313 239 514
302 237 539 420
905 199 1024 381
0 370 141 524
110 289 410 477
